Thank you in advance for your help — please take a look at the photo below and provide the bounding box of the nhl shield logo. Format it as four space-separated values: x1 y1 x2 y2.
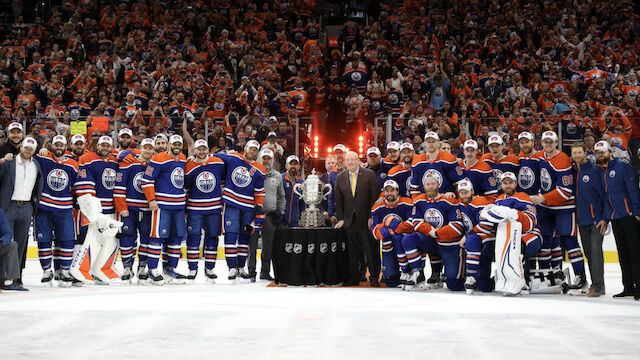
47 169 69 192
231 167 252 187
285 243 293 253
320 243 328 253
293 243 302 254
171 167 185 188
518 167 535 189
582 175 590 182
424 208 444 229
196 171 216 193
102 168 117 190
331 242 337 252
308 244 315 253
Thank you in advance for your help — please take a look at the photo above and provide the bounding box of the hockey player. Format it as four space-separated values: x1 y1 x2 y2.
456 180 494 293
410 132 464 197
117 128 137 154
531 131 587 291
73 135 120 283
154 134 168 153
370 180 414 287
184 139 225 283
382 141 401 172
402 175 465 291
482 134 519 189
467 172 542 294
34 135 79 287
213 140 266 281
141 134 188 285
387 142 414 198
114 138 155 283
365 146 386 189
458 140 499 198
517 131 541 196
67 134 87 162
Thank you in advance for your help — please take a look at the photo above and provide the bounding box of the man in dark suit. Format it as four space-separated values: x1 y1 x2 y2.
481 76 502 106
334 151 381 286
0 136 43 284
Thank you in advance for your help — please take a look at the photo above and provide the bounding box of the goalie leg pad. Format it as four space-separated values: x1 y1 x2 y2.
89 214 123 282
495 221 525 295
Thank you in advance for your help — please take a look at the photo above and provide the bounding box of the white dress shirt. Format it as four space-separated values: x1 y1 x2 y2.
12 155 37 201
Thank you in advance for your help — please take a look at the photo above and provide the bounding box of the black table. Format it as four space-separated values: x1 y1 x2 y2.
273 227 348 286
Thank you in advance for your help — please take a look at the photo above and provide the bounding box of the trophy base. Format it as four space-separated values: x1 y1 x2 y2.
298 208 326 228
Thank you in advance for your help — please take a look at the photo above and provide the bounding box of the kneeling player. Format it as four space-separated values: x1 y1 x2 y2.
370 180 414 287
401 176 465 291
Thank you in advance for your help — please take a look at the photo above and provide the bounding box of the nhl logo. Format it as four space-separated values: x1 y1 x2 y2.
308 244 315 253
609 170 616 177
320 243 328 253
285 243 293 253
47 169 69 192
422 169 443 187
380 172 387 179
293 243 302 254
196 171 216 193
331 242 337 253
540 168 552 191
102 168 117 190
231 167 252 187
424 208 444 229
582 175 590 182
518 167 535 189
133 172 144 193
171 167 185 188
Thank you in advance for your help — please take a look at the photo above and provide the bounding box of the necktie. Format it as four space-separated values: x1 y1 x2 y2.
351 172 357 197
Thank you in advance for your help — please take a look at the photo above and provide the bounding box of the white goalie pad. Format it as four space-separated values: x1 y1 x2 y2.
481 205 518 224
495 221 525 296
70 195 123 283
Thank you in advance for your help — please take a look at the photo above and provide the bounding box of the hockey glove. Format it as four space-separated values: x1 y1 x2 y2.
384 216 402 232
379 226 393 239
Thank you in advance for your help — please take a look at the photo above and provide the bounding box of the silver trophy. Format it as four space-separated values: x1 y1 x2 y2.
294 169 332 227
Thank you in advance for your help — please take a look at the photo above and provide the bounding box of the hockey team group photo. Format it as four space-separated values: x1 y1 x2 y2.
0 0 639 359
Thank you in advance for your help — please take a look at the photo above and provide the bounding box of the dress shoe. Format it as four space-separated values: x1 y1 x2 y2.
343 279 360 286
613 289 635 298
3 282 28 291
370 277 379 287
635 289 640 301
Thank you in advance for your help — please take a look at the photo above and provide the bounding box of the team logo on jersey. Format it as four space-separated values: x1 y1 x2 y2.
424 208 444 229
351 72 362 82
612 137 622 146
214 102 224 111
383 214 402 226
540 168 552 191
231 167 252 187
609 170 616 177
462 212 473 232
434 87 443 98
47 169 69 192
406 176 413 196
195 171 216 193
372 101 381 111
389 93 399 104
171 167 184 188
582 175 590 183
102 168 117 190
566 122 577 135
518 167 535 189
493 169 504 187
133 172 144 193
422 169 443 187
293 243 302 254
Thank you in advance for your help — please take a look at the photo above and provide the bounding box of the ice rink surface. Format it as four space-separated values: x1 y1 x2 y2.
1 260 639 360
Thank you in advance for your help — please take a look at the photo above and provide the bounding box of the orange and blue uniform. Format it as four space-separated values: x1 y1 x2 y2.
460 196 494 292
411 151 464 196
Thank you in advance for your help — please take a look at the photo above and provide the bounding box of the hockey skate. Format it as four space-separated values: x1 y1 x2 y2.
404 270 427 291
464 276 477 295
59 270 73 288
149 269 164 286
238 268 252 282
228 268 238 281
205 269 217 284
164 267 187 284
54 269 61 281
187 270 197 284
399 272 411 286
137 265 149 285
41 269 53 288
568 274 589 295
121 267 134 284
426 271 444 289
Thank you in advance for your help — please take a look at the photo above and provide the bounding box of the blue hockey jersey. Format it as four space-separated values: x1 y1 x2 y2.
35 153 78 212
410 151 464 196
114 157 149 213
517 150 541 195
370 197 414 240
141 152 187 210
184 156 225 214
387 164 412 198
213 152 266 210
76 152 119 214
458 159 498 198
409 194 464 245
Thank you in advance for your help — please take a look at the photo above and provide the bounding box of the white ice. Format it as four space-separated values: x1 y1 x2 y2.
0 260 639 360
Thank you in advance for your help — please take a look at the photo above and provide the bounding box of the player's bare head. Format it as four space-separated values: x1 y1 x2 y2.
457 180 474 204
193 139 209 160
325 155 336 171
244 140 260 161
501 172 517 196
345 151 360 172
594 141 612 164
383 180 400 202
463 140 478 161
439 141 451 153
424 132 440 153
423 175 439 197
570 142 586 164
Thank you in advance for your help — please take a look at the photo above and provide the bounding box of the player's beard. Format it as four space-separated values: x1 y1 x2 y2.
171 147 182 156
385 194 397 202
52 148 65 158
503 188 516 196
288 168 298 178
72 148 84 157
97 148 110 157
426 190 438 198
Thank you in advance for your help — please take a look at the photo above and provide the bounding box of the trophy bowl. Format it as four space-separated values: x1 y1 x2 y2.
293 169 332 227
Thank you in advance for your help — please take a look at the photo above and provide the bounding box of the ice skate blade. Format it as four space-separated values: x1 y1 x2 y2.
465 288 474 295
426 282 443 290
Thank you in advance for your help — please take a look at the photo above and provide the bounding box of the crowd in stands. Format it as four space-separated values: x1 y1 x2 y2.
0 0 639 169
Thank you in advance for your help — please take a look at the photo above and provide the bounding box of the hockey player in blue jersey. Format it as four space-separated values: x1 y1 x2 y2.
410 132 464 197
370 180 414 287
34 135 79 287
387 142 414 198
213 140 266 281
402 175 466 291
382 141 401 172
114 138 155 283
184 139 226 283
458 140 499 198
142 134 188 285
517 131 542 196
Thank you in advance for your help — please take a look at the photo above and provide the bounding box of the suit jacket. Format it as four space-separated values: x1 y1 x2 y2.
335 167 379 228
0 155 43 214
482 84 502 104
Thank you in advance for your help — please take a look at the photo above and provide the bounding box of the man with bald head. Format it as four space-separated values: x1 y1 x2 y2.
334 151 381 286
